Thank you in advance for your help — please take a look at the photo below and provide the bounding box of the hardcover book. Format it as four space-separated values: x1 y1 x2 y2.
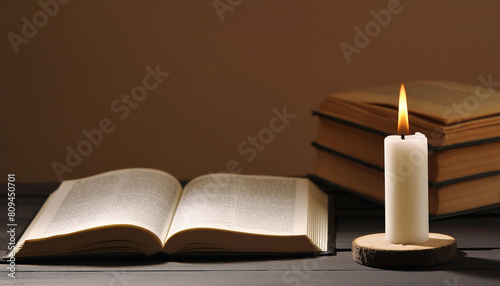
313 81 500 216
5 169 329 260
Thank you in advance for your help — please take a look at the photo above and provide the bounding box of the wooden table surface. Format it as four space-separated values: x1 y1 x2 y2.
1 184 499 285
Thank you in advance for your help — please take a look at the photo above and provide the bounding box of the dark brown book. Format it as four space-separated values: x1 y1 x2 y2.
313 81 500 216
314 113 500 183
312 142 500 216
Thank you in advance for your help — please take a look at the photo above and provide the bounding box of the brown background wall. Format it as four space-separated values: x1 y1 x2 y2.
2 0 500 183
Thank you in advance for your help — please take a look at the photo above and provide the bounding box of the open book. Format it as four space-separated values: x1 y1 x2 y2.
6 169 329 259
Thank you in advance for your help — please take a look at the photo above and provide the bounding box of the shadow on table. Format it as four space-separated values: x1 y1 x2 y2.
417 250 500 280
443 250 500 279
9 252 331 266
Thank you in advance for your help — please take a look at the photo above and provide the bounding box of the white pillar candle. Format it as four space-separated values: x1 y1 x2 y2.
384 84 429 244
384 132 429 244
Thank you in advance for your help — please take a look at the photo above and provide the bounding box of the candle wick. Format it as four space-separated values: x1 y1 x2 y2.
401 134 405 140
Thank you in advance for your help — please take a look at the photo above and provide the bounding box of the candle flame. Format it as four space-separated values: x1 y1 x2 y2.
397 84 410 135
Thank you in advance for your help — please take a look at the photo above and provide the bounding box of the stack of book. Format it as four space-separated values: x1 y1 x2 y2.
311 81 500 217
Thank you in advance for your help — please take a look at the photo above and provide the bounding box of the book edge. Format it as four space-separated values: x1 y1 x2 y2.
311 141 500 188
312 110 500 151
307 174 500 219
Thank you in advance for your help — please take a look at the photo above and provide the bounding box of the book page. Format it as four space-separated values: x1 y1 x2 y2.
19 169 182 244
166 174 308 239
330 81 500 124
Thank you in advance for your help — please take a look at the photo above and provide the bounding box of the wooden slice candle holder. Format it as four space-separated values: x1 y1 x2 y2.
352 233 457 268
